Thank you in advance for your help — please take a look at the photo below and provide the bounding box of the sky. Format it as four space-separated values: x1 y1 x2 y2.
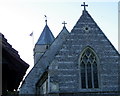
0 0 119 78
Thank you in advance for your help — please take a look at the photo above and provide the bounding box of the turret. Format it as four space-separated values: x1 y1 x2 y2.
34 17 55 64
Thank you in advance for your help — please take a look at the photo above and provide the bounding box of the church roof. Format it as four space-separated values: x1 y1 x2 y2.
1 33 29 73
36 23 55 45
1 33 29 91
19 25 69 94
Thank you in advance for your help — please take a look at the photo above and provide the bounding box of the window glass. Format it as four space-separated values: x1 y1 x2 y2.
80 47 99 89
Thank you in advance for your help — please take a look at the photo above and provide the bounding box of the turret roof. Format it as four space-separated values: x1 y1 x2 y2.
36 23 55 45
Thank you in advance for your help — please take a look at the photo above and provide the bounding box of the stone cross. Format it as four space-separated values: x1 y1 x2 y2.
81 2 88 10
62 21 67 27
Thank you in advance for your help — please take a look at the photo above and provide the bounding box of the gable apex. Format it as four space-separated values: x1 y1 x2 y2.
70 9 119 56
71 10 98 33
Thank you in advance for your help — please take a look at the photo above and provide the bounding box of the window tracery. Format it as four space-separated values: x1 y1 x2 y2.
80 47 99 88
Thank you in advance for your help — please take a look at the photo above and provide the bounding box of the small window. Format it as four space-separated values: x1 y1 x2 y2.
36 72 48 95
80 47 99 89
39 79 48 94
46 45 49 49
83 25 90 32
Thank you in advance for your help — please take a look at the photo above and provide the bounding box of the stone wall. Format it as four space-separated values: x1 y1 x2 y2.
48 10 120 93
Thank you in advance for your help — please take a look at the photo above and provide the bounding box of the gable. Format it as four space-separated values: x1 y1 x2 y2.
51 10 119 67
49 10 120 92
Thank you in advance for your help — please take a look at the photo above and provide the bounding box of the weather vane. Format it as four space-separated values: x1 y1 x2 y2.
81 2 88 11
44 15 47 24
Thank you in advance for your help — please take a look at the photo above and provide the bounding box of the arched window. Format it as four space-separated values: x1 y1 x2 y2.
80 47 99 89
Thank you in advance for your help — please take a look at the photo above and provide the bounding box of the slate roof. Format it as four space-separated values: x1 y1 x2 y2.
36 23 55 45
1 33 29 91
1 33 29 73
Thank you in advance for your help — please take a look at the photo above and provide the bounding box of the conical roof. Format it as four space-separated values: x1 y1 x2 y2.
36 23 55 45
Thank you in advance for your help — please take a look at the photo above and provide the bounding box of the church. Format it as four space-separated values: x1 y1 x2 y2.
19 2 120 95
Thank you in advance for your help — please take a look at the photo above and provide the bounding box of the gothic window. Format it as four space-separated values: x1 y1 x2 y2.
80 47 99 89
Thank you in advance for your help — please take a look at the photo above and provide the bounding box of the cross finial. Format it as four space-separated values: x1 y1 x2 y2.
81 2 88 11
62 21 67 27
44 15 47 24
